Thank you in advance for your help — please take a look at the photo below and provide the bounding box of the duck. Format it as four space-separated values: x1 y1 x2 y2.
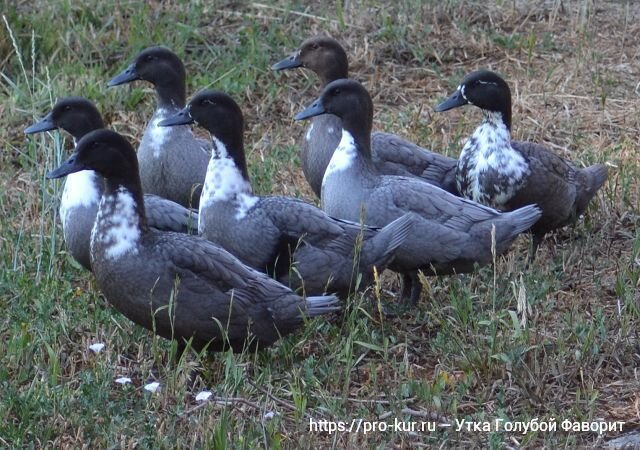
46 129 340 352
25 97 199 272
294 79 542 305
157 90 415 298
108 46 210 208
272 35 458 198
434 70 608 252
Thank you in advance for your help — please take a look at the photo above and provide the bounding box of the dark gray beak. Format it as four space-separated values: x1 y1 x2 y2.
294 98 325 121
271 51 302 71
47 153 84 179
434 87 469 112
25 112 56 134
108 63 139 87
158 107 194 127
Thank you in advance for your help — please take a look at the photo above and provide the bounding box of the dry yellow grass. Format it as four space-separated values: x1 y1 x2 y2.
1 0 638 447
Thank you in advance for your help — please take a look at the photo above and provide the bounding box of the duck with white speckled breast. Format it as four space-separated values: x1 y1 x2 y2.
25 97 198 271
294 78 542 305
435 70 608 253
46 128 340 353
159 90 415 298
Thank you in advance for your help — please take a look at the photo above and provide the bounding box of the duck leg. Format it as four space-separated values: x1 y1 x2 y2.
400 271 422 306
411 271 422 306
528 233 545 264
400 273 413 304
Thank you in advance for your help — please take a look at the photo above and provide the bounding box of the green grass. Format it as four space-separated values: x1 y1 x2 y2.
1 0 639 447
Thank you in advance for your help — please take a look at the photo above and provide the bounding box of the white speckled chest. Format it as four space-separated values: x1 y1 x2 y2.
91 188 141 261
199 137 257 234
456 113 530 209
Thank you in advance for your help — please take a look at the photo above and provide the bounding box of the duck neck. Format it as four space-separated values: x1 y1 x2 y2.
342 111 373 161
489 91 512 131
92 180 146 261
319 64 349 87
201 135 254 208
324 128 376 181
155 78 186 110
102 178 148 231
461 111 513 160
69 114 104 140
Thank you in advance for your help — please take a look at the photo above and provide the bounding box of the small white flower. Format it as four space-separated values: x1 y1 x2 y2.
195 391 213 402
144 382 161 393
263 411 276 420
88 343 105 353
115 377 132 385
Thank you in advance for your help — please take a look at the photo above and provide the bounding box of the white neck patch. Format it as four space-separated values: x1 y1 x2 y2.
60 170 101 228
323 129 357 184
305 122 314 142
91 187 141 260
149 108 171 158
200 137 257 220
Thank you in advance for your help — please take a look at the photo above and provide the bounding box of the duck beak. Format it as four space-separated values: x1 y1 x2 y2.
294 98 325 121
108 63 139 86
24 112 56 134
434 87 468 112
271 50 302 71
47 153 84 179
158 107 194 127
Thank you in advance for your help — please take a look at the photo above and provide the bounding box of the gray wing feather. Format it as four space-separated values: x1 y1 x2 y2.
144 194 198 234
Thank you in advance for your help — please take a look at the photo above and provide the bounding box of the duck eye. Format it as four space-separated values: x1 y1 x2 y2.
311 43 319 50
333 88 341 95
64 106 72 111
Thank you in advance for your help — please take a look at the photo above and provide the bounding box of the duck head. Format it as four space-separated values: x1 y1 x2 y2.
158 90 249 178
108 46 186 107
295 78 372 131
435 70 512 130
295 78 374 158
272 36 348 85
25 97 104 140
47 129 140 186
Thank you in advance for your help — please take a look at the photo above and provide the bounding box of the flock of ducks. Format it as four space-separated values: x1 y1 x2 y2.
25 36 608 354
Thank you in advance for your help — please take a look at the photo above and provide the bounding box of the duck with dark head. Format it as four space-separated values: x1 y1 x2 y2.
47 128 339 353
25 97 198 271
272 36 459 198
295 78 542 305
435 70 608 254
159 89 415 299
108 46 211 209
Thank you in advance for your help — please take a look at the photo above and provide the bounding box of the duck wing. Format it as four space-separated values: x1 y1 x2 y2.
258 196 348 244
144 194 198 234
372 132 459 194
155 233 313 346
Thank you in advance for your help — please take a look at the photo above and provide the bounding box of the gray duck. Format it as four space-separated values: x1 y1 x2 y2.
272 35 459 197
25 97 198 271
108 46 210 208
158 90 415 298
435 70 608 252
295 79 542 305
46 129 339 352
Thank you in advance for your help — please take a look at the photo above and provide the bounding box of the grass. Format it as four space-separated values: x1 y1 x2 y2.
1 0 639 447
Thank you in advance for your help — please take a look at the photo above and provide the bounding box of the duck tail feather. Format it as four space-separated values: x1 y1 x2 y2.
305 295 341 316
505 204 542 236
